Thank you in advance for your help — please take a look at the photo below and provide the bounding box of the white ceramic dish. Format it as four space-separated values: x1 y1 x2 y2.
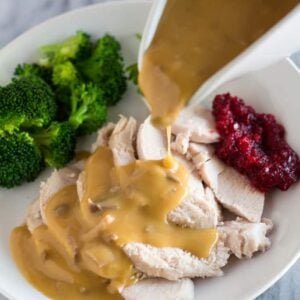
0 1 300 300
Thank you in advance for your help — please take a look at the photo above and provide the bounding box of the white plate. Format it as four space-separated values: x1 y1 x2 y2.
0 1 300 300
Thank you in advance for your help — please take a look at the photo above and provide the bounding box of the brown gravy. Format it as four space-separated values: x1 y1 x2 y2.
11 147 218 299
139 0 299 127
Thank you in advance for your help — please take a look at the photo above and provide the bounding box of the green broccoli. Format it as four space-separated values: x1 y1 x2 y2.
39 31 92 66
126 62 139 88
51 60 82 121
68 83 107 135
0 131 44 188
52 61 80 88
126 63 138 86
126 63 142 94
14 63 53 86
32 122 76 168
77 34 127 105
0 77 57 132
135 33 142 41
14 62 74 120
0 114 26 134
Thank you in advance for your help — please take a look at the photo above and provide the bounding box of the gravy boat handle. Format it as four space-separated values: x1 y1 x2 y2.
138 1 300 105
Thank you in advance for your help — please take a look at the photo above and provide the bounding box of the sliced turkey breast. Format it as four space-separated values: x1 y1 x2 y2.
172 105 219 145
168 173 221 229
137 116 167 160
123 242 230 281
186 143 214 169
26 198 43 232
108 116 137 166
199 157 225 190
215 167 265 223
39 160 84 224
197 156 264 223
219 217 273 258
121 278 194 300
171 132 190 155
91 122 115 152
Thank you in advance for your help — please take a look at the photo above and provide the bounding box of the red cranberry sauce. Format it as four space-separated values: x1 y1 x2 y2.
212 93 300 192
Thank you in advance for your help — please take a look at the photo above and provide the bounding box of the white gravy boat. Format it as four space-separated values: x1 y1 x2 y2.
138 0 300 105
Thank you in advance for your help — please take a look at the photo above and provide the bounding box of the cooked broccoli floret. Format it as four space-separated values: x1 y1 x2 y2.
68 83 107 135
135 33 142 41
126 63 138 86
52 61 80 88
32 122 76 168
14 63 52 86
0 131 44 188
39 31 92 66
77 34 127 105
126 63 142 94
0 114 25 134
0 78 56 132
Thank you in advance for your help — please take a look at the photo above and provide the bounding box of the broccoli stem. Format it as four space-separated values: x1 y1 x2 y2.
69 103 88 129
32 129 55 147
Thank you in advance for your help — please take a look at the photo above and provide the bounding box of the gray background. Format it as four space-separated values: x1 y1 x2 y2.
0 0 299 299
